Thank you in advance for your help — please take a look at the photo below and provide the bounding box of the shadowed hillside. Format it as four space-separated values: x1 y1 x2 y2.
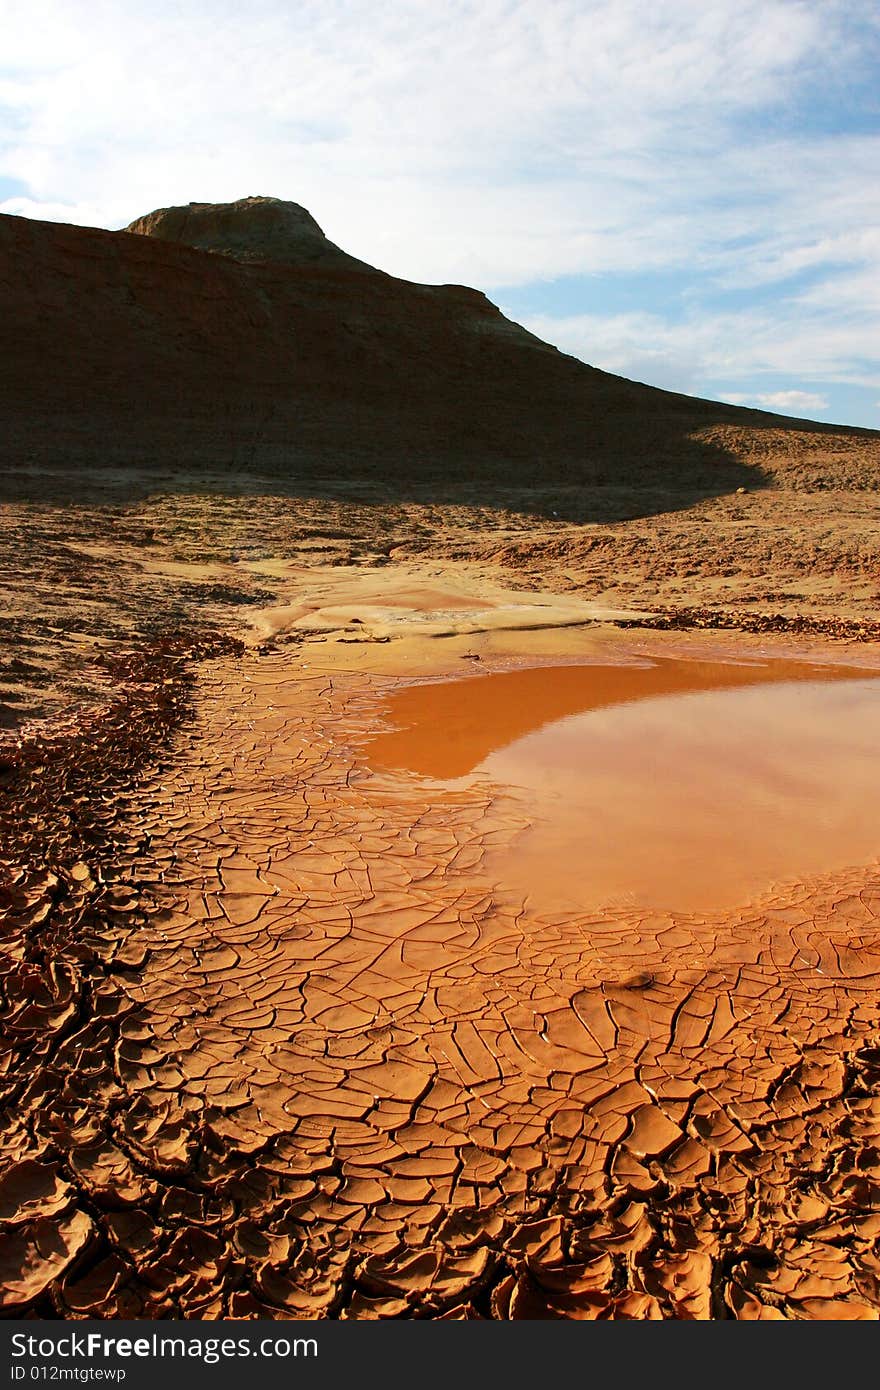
1 197 877 520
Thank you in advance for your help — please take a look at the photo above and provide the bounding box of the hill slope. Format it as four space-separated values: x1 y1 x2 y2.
1 198 877 499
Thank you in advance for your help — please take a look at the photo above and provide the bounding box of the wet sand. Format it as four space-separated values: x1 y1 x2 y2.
3 471 880 731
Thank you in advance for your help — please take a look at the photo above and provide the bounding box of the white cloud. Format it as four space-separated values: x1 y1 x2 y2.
0 0 876 287
720 390 829 415
0 195 114 228
1 1 878 416
517 299 880 399
755 391 827 414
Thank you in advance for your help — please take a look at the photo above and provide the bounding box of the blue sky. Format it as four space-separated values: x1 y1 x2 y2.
2 0 879 428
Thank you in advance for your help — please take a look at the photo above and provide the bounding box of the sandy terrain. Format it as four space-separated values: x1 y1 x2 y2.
2 464 879 729
2 200 880 1319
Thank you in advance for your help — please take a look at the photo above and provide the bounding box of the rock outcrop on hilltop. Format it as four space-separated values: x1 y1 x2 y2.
125 195 372 272
0 197 876 496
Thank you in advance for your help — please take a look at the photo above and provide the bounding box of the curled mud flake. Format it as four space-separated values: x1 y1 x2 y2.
793 1298 878 1321
660 1137 711 1183
505 1217 566 1268
0 1209 94 1311
624 1104 685 1159
116 1101 199 1175
506 1273 575 1319
58 1253 129 1317
639 1249 715 1320
69 1141 157 1206
341 1291 411 1319
69 861 97 889
0 1160 73 1225
254 1261 341 1317
356 1243 493 1309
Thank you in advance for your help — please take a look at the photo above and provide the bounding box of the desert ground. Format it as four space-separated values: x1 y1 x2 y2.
2 200 880 1319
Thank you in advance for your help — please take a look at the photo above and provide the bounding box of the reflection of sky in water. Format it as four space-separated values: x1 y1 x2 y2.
363 660 880 913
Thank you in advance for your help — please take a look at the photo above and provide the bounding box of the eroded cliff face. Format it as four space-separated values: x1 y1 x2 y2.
0 198 876 493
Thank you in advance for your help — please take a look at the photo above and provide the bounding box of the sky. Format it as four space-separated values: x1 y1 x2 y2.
2 0 879 428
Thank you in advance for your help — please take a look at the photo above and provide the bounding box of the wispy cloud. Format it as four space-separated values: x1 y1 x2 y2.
1 1 879 424
0 2 875 279
515 290 880 404
721 390 829 416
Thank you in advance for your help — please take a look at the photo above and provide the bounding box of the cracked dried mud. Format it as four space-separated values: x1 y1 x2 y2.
3 486 880 1321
